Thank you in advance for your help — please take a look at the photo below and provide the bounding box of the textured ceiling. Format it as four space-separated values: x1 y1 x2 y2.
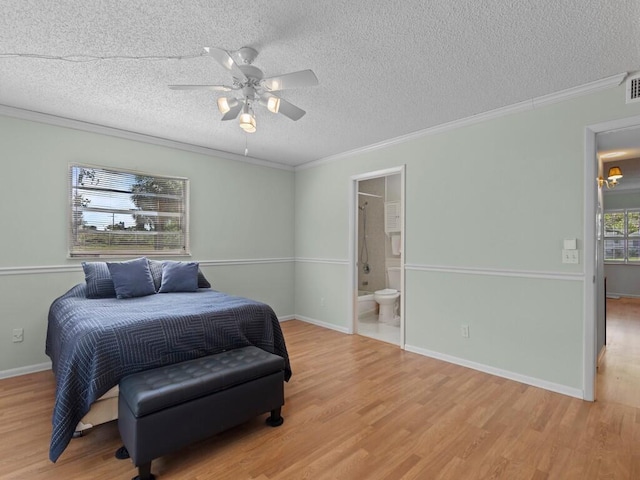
1 1 639 167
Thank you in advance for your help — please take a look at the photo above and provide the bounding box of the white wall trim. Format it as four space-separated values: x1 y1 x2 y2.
295 257 349 265
296 73 627 171
0 258 296 276
199 257 295 266
295 315 350 334
0 361 52 380
0 265 81 276
350 166 406 180
348 166 406 343
405 264 584 281
0 104 294 172
278 315 296 322
404 344 583 400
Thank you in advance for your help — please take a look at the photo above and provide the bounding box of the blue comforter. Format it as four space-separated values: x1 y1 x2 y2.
45 284 291 462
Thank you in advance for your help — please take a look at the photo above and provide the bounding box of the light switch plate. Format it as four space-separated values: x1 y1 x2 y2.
562 250 579 264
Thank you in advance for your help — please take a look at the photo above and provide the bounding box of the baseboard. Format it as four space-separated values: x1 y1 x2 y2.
404 344 584 400
606 292 640 299
295 315 350 334
0 361 52 380
278 315 296 322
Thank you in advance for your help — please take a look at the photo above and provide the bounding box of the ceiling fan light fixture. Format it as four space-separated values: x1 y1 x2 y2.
239 111 256 133
217 97 238 114
267 96 281 114
171 46 319 128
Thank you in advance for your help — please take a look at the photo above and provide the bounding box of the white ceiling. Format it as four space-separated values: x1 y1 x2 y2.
598 126 640 163
1 1 639 167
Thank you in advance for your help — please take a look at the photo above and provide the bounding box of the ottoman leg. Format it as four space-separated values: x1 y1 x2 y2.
265 407 284 427
133 461 154 480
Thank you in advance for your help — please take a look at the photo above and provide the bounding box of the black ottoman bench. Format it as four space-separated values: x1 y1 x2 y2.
117 346 285 480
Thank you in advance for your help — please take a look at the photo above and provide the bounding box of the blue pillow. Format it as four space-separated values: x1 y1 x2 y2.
82 262 116 298
159 261 199 293
106 257 156 299
148 259 211 290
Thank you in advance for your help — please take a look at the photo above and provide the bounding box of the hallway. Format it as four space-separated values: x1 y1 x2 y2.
597 297 640 407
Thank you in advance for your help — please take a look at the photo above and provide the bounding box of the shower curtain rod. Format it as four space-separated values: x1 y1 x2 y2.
358 192 383 198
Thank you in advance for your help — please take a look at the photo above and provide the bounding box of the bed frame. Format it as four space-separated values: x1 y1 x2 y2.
74 386 119 435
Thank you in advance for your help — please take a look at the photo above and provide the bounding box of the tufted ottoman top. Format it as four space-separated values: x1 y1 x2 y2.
119 346 285 417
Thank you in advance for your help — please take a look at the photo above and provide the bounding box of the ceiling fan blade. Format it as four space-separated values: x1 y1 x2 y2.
261 69 319 92
204 47 247 81
169 85 233 92
277 97 306 121
221 101 243 121
260 93 306 121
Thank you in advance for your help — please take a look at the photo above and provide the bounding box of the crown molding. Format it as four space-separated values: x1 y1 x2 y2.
296 72 628 171
0 104 294 172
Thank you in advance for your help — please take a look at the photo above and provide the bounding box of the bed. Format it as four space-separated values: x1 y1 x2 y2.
45 281 291 463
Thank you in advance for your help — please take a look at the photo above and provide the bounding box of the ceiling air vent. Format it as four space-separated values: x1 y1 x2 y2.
626 73 640 104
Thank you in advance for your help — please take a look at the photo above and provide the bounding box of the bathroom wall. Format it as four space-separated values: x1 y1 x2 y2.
385 174 402 270
358 177 385 292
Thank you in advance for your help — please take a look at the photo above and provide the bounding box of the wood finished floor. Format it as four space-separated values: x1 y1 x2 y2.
1 315 640 480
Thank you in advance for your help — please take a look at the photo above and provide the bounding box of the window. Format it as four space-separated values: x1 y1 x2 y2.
69 164 189 257
604 209 640 263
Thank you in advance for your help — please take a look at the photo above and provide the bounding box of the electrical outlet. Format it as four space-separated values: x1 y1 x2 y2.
12 328 24 343
461 325 470 338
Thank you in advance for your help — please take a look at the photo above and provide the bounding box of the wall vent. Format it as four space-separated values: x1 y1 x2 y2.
626 73 640 104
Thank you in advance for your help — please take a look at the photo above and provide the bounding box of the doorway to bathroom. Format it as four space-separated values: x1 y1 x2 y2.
349 167 405 347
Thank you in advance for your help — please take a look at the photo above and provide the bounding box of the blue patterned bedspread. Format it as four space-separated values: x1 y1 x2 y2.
45 284 291 462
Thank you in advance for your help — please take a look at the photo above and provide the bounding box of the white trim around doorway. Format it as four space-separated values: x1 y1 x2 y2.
349 166 406 348
584 113 640 401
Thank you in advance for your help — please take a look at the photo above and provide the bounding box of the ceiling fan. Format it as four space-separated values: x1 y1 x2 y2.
169 47 319 133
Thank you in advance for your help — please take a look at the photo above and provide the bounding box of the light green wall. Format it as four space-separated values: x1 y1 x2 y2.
294 83 640 392
5 81 640 394
603 191 640 210
294 261 350 330
0 115 295 373
405 271 583 388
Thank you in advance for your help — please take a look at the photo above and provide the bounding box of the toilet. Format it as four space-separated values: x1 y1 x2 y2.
373 267 401 325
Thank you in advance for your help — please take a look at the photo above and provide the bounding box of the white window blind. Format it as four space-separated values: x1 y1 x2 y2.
69 164 189 257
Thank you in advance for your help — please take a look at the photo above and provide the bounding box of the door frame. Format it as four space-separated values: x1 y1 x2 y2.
584 113 640 401
348 165 406 348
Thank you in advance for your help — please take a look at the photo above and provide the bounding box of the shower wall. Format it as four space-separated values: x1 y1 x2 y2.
358 177 386 293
